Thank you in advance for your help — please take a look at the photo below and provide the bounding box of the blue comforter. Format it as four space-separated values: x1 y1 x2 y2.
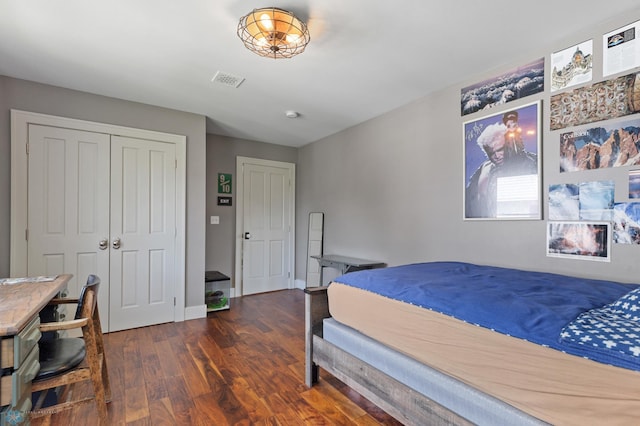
332 261 640 370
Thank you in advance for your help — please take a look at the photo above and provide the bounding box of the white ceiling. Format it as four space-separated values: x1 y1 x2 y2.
1 1 639 147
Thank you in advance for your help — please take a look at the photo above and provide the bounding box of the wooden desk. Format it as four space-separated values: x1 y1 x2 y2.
1 274 71 423
311 255 385 285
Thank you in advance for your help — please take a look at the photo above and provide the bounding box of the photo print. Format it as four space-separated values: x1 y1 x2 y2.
613 202 640 244
547 221 611 262
551 40 593 92
461 58 544 116
559 117 640 172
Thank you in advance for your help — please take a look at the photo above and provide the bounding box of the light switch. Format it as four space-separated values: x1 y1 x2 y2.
210 216 220 225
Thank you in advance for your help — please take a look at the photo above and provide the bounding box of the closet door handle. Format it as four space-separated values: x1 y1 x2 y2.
98 239 108 250
244 232 251 240
112 237 121 249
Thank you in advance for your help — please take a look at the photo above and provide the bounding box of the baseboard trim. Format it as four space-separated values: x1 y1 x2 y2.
185 304 207 321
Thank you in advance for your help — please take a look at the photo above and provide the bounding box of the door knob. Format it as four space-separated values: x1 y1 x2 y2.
244 232 251 240
98 238 108 250
112 237 121 249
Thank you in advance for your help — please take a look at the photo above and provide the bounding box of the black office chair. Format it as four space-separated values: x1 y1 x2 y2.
31 275 111 425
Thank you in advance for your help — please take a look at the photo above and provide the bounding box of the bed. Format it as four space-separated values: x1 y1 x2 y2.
304 261 640 425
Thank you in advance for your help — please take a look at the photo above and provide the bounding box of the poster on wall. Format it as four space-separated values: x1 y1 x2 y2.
549 71 640 131
559 117 640 172
551 40 593 92
630 170 640 198
463 101 541 220
578 180 615 220
603 20 640 77
549 184 580 220
613 202 640 244
218 173 232 194
548 181 615 221
547 221 611 262
460 58 544 116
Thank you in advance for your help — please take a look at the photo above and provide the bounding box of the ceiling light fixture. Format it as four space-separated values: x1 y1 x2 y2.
237 7 310 59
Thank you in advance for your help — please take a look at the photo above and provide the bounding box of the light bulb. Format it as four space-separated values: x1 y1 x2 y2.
260 13 274 30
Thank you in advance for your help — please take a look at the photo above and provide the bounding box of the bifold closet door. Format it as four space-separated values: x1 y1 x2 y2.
27 126 177 332
109 136 177 331
27 124 111 326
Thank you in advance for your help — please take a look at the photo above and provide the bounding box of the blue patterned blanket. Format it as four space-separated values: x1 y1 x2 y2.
333 261 640 371
560 287 640 369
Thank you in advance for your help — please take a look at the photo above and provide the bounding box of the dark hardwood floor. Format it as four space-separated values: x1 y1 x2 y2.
32 289 402 425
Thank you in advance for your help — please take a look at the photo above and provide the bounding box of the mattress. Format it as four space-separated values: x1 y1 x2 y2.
327 281 640 425
332 261 640 370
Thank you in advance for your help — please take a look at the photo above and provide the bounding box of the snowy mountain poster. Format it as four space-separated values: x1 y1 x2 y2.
461 58 544 116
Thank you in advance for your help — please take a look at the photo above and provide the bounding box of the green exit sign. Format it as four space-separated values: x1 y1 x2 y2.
218 173 232 194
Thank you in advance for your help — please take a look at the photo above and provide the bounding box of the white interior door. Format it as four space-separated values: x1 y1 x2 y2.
27 124 111 323
240 160 294 295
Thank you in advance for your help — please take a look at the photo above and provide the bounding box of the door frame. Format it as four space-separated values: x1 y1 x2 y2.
10 109 187 323
234 156 296 296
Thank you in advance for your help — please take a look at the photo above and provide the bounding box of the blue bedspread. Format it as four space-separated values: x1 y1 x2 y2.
332 261 640 370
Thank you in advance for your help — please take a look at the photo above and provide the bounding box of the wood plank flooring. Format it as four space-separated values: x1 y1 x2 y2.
32 289 402 425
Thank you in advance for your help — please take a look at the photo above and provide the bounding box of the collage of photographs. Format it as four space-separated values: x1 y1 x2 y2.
462 19 640 261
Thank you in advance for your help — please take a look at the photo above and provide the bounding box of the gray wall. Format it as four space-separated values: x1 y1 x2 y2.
0 76 207 307
205 134 297 287
296 10 640 285
4 7 639 304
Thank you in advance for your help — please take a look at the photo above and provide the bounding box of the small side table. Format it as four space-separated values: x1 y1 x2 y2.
311 255 385 286
205 271 230 312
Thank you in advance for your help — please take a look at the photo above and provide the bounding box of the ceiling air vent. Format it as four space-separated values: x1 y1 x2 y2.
211 71 245 88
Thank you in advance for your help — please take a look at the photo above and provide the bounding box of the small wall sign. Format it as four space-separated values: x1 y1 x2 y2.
218 173 232 194
217 196 232 206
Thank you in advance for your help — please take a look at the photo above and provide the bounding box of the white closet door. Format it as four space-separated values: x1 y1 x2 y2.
109 136 177 331
27 124 111 322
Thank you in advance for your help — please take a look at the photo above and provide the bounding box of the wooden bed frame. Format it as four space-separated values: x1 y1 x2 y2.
304 286 473 426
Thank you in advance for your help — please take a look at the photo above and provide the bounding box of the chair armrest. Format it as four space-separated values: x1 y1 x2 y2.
47 297 80 305
39 318 88 332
